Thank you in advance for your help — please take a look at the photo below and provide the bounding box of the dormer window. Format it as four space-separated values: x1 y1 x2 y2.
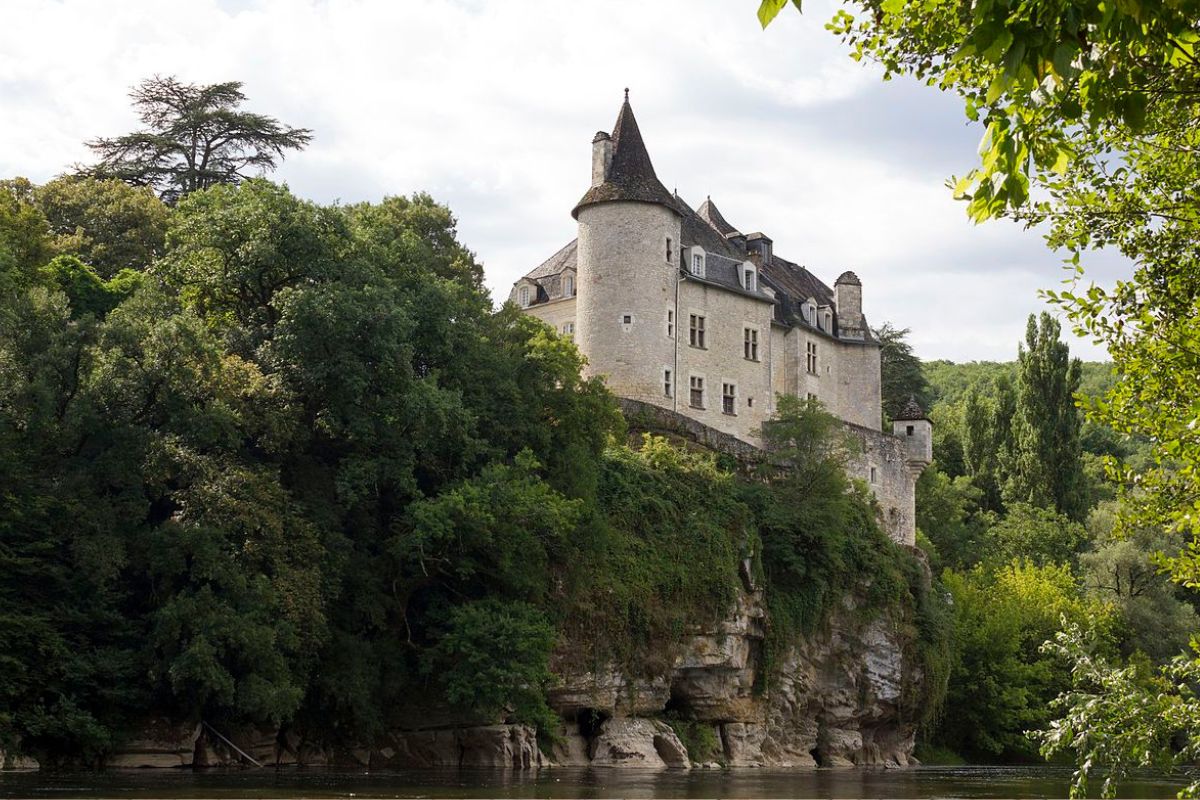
564 274 575 297
517 285 531 307
824 310 832 331
691 253 704 277
742 264 756 291
805 302 816 323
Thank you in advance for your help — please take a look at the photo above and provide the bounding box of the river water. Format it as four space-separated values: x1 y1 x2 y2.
0 766 1192 799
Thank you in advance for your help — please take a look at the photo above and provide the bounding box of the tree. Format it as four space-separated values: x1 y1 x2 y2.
936 561 1115 761
988 502 1089 568
35 177 167 277
960 374 1014 514
1004 313 1086 520
877 322 931 424
84 77 312 202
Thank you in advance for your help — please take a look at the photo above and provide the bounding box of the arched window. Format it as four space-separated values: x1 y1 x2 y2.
564 274 575 297
517 285 531 307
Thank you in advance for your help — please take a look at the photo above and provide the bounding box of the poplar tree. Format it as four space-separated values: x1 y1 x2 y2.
1004 313 1085 521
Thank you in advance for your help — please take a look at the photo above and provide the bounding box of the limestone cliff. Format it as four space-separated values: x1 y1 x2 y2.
545 588 922 769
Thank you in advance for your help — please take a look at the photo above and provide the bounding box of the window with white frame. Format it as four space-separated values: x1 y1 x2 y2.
562 321 574 336
743 327 758 361
743 266 756 291
564 274 575 297
691 252 705 277
689 314 706 348
806 341 818 374
722 383 736 415
689 376 705 408
664 369 673 398
517 285 531 307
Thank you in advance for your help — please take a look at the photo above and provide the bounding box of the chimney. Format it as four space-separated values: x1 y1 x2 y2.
834 271 864 339
591 131 612 187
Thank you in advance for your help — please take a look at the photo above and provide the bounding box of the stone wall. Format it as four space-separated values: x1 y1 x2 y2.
522 295 576 336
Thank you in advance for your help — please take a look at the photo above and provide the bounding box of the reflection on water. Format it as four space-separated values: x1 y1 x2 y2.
0 766 1192 799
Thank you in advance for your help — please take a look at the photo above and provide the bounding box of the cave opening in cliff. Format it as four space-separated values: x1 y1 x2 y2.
576 708 609 739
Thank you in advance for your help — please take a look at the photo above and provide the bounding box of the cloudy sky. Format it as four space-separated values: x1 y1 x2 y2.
0 0 1125 361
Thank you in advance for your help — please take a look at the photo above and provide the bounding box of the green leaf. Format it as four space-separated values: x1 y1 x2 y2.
757 0 789 28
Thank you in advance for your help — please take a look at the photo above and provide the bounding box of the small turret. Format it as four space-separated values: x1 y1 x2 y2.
834 270 865 340
892 396 932 467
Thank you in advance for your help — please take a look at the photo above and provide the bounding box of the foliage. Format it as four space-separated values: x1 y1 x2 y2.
422 600 557 731
664 714 723 764
1081 504 1198 663
1005 314 1086 521
877 322 931 424
936 561 1115 760
83 77 312 202
988 502 1089 568
916 466 990 572
35 177 167 277
1037 623 1200 799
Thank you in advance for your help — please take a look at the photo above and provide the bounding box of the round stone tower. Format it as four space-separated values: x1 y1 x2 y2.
572 92 682 407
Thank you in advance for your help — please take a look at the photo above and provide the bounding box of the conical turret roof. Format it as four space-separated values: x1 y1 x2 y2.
894 396 930 422
573 93 679 219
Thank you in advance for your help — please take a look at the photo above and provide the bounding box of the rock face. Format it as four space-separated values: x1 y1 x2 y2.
546 589 920 769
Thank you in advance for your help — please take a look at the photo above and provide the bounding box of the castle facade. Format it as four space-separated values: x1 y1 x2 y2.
511 94 930 544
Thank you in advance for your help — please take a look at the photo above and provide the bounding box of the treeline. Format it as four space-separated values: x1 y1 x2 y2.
880 323 1196 762
0 174 946 765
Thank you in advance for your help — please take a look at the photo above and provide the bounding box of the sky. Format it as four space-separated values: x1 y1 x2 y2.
0 0 1127 361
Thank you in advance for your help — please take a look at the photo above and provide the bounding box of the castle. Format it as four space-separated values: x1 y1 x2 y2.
511 93 930 545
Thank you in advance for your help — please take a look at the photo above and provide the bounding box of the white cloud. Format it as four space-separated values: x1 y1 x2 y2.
0 0 1121 361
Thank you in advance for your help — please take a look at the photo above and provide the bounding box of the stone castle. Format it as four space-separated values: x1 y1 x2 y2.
512 93 930 544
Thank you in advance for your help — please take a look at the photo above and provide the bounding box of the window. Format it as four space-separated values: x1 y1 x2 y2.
806 341 818 374
664 369 673 398
743 328 758 361
689 376 705 408
807 392 818 402
691 253 704 277
666 238 672 263
562 321 574 336
870 466 878 483
747 397 754 408
906 425 915 436
564 274 575 297
667 310 674 338
744 268 755 291
823 311 832 331
722 383 736 415
622 314 633 325
517 286 530 307
689 314 706 348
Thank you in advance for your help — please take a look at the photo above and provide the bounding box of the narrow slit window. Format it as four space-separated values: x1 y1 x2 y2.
664 369 673 398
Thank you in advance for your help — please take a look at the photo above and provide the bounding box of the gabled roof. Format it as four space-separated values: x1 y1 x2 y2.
573 94 678 219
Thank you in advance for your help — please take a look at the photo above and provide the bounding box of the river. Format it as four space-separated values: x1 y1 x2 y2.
0 766 1192 799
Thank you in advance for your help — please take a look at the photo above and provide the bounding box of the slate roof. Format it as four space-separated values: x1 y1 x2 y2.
573 95 678 219
697 197 740 236
526 239 576 280
894 396 930 421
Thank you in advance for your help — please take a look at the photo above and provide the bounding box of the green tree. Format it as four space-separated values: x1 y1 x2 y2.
878 322 931 423
987 502 1089 568
35 177 167 277
960 374 1014 514
1004 313 1086 520
936 560 1114 760
916 466 990 571
84 77 312 202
